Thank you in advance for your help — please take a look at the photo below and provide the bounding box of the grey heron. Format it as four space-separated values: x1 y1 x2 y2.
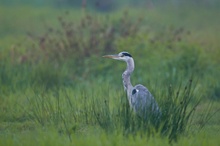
103 51 160 118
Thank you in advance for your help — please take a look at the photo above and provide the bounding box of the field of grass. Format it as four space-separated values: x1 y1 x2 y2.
0 5 220 146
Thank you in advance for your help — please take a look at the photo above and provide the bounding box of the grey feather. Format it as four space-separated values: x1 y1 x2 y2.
131 84 160 118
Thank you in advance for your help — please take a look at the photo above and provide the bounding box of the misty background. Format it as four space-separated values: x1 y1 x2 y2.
1 0 220 10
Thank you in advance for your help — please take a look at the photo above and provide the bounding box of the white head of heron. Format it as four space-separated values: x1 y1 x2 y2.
102 51 132 62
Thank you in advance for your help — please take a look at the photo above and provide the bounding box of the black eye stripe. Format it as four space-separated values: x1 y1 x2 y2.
122 52 132 57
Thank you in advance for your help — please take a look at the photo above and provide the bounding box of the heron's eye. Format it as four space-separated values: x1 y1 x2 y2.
121 54 124 57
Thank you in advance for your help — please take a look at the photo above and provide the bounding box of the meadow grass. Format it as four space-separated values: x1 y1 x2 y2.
0 78 219 145
1 128 220 146
0 5 220 146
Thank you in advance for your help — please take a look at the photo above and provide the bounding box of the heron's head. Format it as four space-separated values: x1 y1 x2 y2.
102 51 132 62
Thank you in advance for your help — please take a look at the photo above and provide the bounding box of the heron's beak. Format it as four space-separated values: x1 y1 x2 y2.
102 54 120 59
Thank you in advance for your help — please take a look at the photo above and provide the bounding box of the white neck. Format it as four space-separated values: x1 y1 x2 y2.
122 58 135 96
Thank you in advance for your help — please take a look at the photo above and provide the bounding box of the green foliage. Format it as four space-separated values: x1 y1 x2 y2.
19 79 199 142
0 5 220 146
23 10 142 64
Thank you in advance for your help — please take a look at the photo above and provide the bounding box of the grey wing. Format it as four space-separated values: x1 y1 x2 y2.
131 84 160 116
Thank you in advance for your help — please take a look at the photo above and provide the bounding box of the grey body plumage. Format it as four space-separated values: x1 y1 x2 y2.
103 51 160 118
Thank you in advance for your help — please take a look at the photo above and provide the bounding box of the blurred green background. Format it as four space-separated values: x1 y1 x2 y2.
0 0 220 145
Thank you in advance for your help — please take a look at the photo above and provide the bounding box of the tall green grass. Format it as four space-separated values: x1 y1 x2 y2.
8 78 197 142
